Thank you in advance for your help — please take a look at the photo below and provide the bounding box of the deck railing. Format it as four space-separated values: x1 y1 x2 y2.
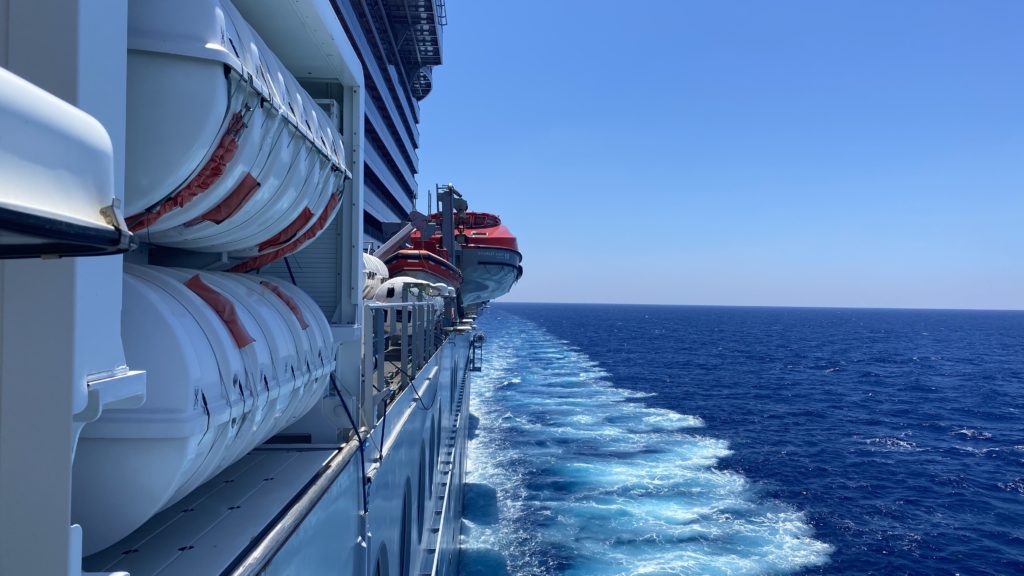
362 294 453 425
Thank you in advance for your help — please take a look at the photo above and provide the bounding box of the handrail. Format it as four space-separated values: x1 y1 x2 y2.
226 439 361 576
364 299 449 401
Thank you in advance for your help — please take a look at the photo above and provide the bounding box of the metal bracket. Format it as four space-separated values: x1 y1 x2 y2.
99 198 138 253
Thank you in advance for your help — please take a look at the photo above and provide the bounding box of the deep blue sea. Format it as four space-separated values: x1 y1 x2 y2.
460 303 1024 576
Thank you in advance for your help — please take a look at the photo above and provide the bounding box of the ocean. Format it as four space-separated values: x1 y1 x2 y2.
459 303 1024 576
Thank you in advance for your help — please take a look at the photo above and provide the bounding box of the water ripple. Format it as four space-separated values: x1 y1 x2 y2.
462 312 831 576
479 303 1024 576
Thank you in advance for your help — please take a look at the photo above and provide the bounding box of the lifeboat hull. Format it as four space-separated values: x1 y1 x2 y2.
123 0 349 264
72 265 333 554
459 246 522 305
362 252 390 299
384 249 463 290
414 211 522 304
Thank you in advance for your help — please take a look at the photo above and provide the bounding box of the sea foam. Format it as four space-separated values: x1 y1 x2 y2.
462 311 831 576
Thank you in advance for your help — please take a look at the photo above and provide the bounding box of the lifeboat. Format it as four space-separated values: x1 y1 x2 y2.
363 253 390 299
384 238 463 290
373 276 449 329
122 0 349 270
72 265 333 554
418 212 521 305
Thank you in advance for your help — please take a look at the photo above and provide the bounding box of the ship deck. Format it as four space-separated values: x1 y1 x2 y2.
84 447 337 575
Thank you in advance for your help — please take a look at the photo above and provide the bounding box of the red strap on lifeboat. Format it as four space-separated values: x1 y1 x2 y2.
228 191 341 273
126 112 247 232
260 281 309 329
258 207 314 252
187 172 261 225
185 274 255 349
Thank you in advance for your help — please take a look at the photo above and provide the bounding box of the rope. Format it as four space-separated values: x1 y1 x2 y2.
388 364 439 411
284 257 297 285
329 373 368 515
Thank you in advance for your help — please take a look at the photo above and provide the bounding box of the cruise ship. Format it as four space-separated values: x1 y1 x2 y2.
0 1 518 575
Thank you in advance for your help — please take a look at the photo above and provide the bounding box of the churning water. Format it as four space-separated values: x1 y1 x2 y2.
460 304 1024 576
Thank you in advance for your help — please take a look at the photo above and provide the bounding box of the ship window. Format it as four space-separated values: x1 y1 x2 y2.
387 287 395 298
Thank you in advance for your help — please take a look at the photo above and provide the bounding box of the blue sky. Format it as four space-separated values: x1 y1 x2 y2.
416 1 1024 309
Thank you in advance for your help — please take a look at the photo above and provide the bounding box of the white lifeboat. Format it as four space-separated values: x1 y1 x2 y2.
123 0 349 269
428 282 454 319
363 253 390 300
373 276 448 330
72 265 333 554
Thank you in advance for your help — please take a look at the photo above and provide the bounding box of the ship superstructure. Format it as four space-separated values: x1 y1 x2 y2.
0 1 493 575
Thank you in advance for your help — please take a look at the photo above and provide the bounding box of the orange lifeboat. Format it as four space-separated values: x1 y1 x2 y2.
415 211 522 305
383 238 463 290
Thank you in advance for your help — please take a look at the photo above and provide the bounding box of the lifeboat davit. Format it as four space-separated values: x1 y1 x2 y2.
73 265 333 554
419 212 521 305
122 0 350 271
384 239 463 290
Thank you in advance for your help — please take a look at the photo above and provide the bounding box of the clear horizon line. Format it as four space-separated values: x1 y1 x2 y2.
491 300 1024 313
